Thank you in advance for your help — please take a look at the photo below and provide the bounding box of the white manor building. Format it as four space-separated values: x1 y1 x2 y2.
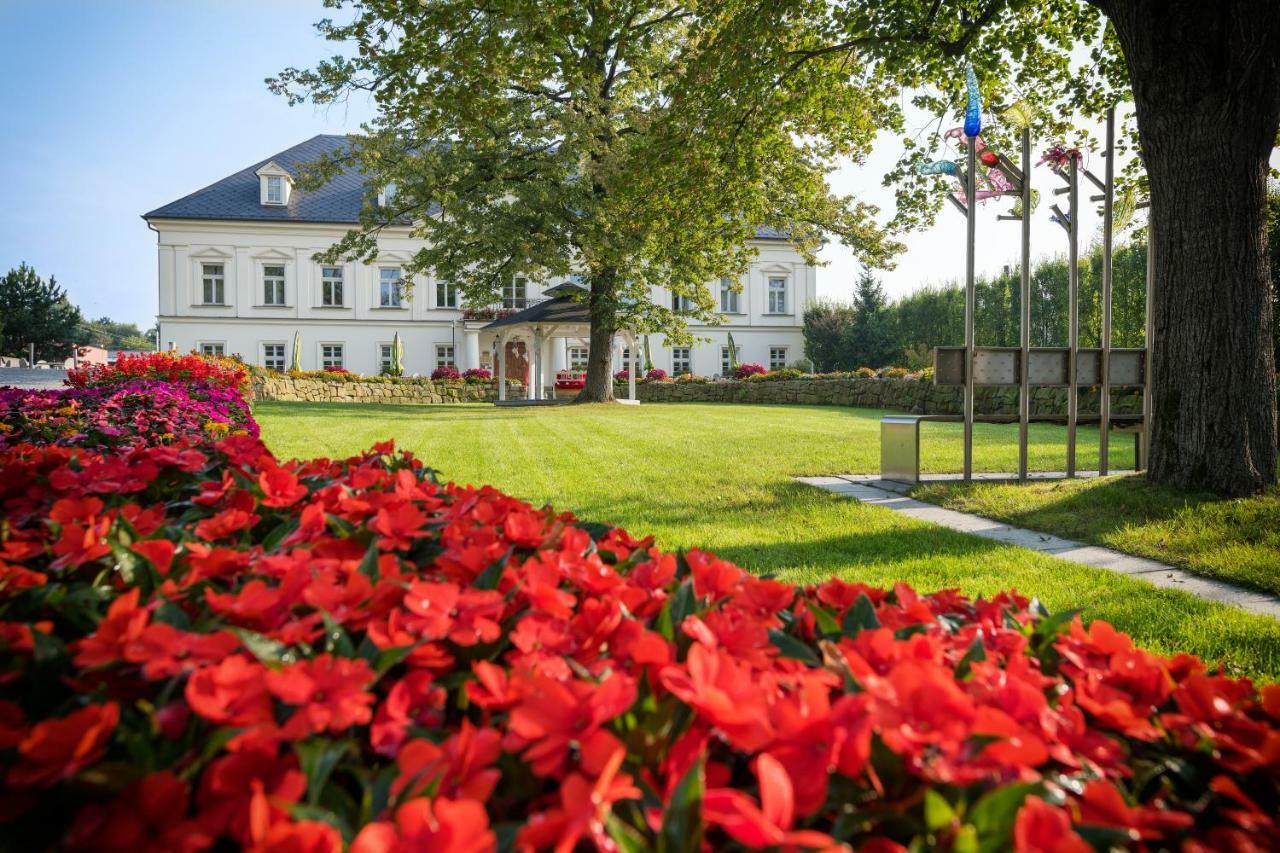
145 135 815 382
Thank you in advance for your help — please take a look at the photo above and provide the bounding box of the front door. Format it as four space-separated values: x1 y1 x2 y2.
505 341 529 386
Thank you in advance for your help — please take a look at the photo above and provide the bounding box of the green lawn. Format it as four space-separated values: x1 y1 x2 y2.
912 475 1280 596
255 400 1280 680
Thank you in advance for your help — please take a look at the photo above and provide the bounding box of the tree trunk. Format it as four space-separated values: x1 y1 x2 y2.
576 269 620 403
1097 0 1280 495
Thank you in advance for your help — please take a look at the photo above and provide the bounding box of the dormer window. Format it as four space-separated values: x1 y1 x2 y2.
255 161 292 206
378 182 398 208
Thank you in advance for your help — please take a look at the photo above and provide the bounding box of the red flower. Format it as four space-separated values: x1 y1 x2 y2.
64 771 212 853
197 747 306 845
371 503 430 551
392 721 502 801
704 753 839 850
73 588 149 668
259 466 309 508
184 654 275 727
9 702 119 787
518 747 641 851
507 671 637 777
265 654 376 738
1013 797 1089 853
194 507 258 540
350 797 495 853
1076 780 1193 840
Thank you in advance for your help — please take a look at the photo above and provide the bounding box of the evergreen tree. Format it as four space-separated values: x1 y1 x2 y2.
843 270 896 369
0 264 82 362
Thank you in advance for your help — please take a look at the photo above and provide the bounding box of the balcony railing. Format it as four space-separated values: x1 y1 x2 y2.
460 297 549 321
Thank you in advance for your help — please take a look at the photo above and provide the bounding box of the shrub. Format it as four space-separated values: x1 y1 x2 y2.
67 351 250 393
431 365 462 382
614 369 630 382
2 371 1278 851
855 366 876 378
732 362 766 380
462 367 493 383
882 366 909 379
762 367 804 381
675 373 706 384
645 368 668 382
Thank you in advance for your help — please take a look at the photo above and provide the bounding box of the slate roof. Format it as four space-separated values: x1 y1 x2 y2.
484 287 592 330
143 135 369 224
143 134 790 241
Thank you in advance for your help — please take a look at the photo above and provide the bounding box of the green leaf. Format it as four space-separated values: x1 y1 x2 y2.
955 635 987 679
924 789 957 832
372 644 415 678
954 824 980 853
769 629 820 665
658 756 704 853
607 813 652 853
667 580 696 632
1034 608 1083 640
472 553 508 590
260 518 298 552
233 628 293 668
970 784 1041 852
296 738 353 806
321 612 355 658
809 602 841 638
355 541 380 583
842 593 880 636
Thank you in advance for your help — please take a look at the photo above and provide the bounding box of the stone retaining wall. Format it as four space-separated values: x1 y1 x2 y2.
613 377 1144 417
253 375 507 405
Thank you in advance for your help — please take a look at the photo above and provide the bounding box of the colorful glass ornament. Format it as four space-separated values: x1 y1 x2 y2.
914 160 958 176
980 150 999 166
964 63 982 138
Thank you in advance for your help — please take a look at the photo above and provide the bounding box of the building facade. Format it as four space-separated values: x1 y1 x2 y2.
145 136 815 380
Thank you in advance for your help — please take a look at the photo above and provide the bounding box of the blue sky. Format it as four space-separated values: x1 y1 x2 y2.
1 0 1128 329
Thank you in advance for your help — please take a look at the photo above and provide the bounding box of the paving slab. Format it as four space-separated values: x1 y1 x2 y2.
798 476 1280 621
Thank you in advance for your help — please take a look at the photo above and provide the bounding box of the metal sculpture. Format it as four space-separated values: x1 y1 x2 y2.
896 71 1147 484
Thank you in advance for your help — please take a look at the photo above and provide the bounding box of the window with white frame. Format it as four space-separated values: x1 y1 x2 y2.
672 347 691 376
671 293 692 312
379 267 403 307
262 343 286 371
266 175 284 205
619 347 633 371
436 279 460 309
504 277 527 309
435 344 456 368
719 278 740 313
379 343 395 373
567 346 589 370
721 346 732 376
199 342 225 357
769 346 788 370
262 265 286 306
201 264 225 305
767 277 788 313
321 267 344 307
321 344 345 370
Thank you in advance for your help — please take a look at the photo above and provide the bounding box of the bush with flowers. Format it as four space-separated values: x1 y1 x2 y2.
733 362 767 380
68 350 251 394
1 358 1278 851
431 366 463 382
645 368 669 382
462 367 493 383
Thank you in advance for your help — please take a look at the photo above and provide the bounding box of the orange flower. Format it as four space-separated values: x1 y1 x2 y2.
350 797 495 853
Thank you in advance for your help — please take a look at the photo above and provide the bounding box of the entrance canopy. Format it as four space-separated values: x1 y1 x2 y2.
483 284 639 402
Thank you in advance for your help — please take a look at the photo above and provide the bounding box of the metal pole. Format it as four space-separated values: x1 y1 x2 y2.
1099 108 1115 475
1019 128 1031 481
1066 156 1079 477
1143 213 1154 472
964 138 977 480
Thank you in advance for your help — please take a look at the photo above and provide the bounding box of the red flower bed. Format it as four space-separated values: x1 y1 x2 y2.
1 365 1278 851
432 366 463 382
733 362 767 380
67 350 251 393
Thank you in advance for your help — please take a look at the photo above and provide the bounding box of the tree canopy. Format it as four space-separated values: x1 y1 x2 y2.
271 0 900 399
0 264 82 362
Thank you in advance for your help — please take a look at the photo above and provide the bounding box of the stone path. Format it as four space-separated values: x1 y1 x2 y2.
0 368 69 389
796 474 1280 620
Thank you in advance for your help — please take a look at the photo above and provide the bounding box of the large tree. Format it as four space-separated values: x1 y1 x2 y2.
271 0 896 402
843 269 897 368
0 263 82 362
754 0 1277 495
